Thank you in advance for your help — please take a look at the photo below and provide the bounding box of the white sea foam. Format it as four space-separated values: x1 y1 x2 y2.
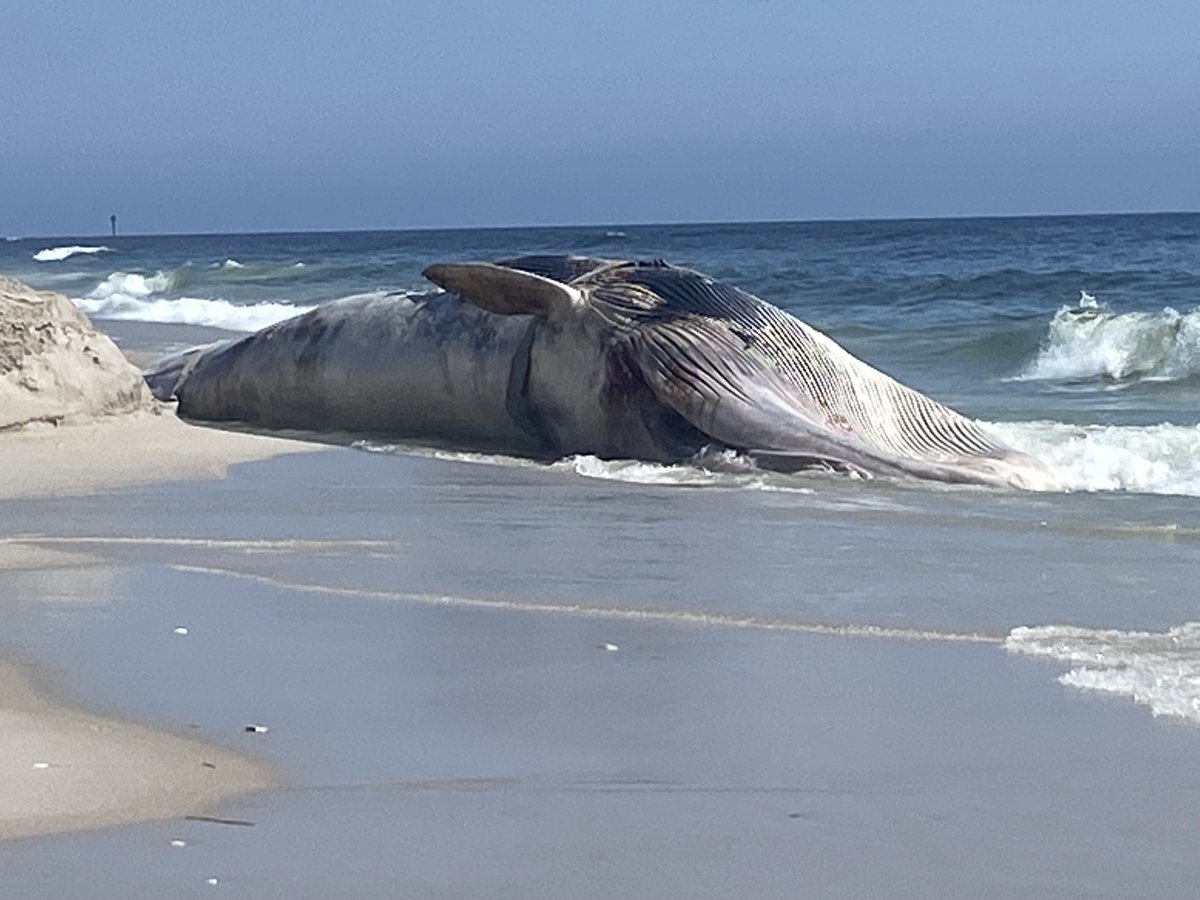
567 454 733 486
555 429 1200 499
74 270 312 331
560 421 1200 499
984 420 1200 496
364 421 1200 498
33 244 112 262
1005 622 1200 723
1017 291 1200 382
581 419 1200 498
357 443 820 493
76 295 312 331
219 258 245 269
87 270 177 298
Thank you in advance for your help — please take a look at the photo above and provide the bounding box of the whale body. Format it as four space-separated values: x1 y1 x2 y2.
145 256 1059 491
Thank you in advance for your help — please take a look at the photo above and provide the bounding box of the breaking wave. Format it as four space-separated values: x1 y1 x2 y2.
1017 291 1200 383
34 245 112 262
986 420 1200 497
1005 622 1200 724
73 270 314 331
75 295 313 331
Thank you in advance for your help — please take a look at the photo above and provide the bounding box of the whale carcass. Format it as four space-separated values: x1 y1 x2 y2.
144 256 1058 490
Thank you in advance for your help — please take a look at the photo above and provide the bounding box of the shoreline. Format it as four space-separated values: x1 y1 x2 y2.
3 431 1200 893
0 409 320 840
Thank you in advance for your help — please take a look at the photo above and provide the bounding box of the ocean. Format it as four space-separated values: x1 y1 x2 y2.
5 213 1200 728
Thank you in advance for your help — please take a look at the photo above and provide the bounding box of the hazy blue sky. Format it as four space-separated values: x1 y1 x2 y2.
5 1 1199 235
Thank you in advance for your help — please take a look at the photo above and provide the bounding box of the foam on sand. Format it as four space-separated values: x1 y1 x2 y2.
0 657 276 840
1005 622 1200 724
364 421 1200 499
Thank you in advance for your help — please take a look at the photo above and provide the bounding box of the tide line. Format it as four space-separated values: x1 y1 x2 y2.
3 535 398 552
169 562 1003 645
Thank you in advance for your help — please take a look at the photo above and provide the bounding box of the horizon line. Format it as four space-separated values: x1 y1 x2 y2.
8 208 1198 242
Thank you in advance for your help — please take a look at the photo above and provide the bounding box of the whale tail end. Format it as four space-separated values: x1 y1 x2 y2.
142 341 229 401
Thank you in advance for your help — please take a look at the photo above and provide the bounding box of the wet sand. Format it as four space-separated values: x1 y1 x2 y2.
0 412 317 843
3 427 1200 896
0 658 277 842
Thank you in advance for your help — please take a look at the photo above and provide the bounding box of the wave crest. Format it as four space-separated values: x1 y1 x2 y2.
75 295 313 331
34 245 112 262
74 269 312 331
985 419 1200 496
87 270 181 299
1018 291 1200 383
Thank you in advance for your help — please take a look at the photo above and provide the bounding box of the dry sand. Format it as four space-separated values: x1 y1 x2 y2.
0 410 319 501
0 274 148 431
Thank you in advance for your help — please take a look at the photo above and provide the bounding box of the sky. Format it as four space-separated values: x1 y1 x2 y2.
4 0 1199 235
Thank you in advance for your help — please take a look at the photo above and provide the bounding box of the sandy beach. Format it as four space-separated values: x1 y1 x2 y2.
2 426 1200 897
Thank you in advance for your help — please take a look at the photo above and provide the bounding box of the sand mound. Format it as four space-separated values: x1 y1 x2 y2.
0 275 150 430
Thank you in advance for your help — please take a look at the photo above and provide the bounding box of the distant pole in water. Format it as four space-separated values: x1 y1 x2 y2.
110 214 117 237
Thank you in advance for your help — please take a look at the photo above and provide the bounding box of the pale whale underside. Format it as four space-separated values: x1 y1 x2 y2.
145 256 1059 490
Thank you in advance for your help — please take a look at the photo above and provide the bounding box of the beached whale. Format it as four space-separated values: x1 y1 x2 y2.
144 256 1058 490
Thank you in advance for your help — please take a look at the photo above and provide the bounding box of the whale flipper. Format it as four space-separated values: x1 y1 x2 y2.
423 263 582 319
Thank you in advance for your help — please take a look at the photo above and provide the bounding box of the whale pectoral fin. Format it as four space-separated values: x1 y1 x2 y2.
422 263 583 319
631 319 917 478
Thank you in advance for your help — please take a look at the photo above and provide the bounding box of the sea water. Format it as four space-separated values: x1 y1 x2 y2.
5 213 1200 724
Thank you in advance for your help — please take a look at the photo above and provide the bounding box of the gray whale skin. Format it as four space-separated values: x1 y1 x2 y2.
144 255 1058 491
